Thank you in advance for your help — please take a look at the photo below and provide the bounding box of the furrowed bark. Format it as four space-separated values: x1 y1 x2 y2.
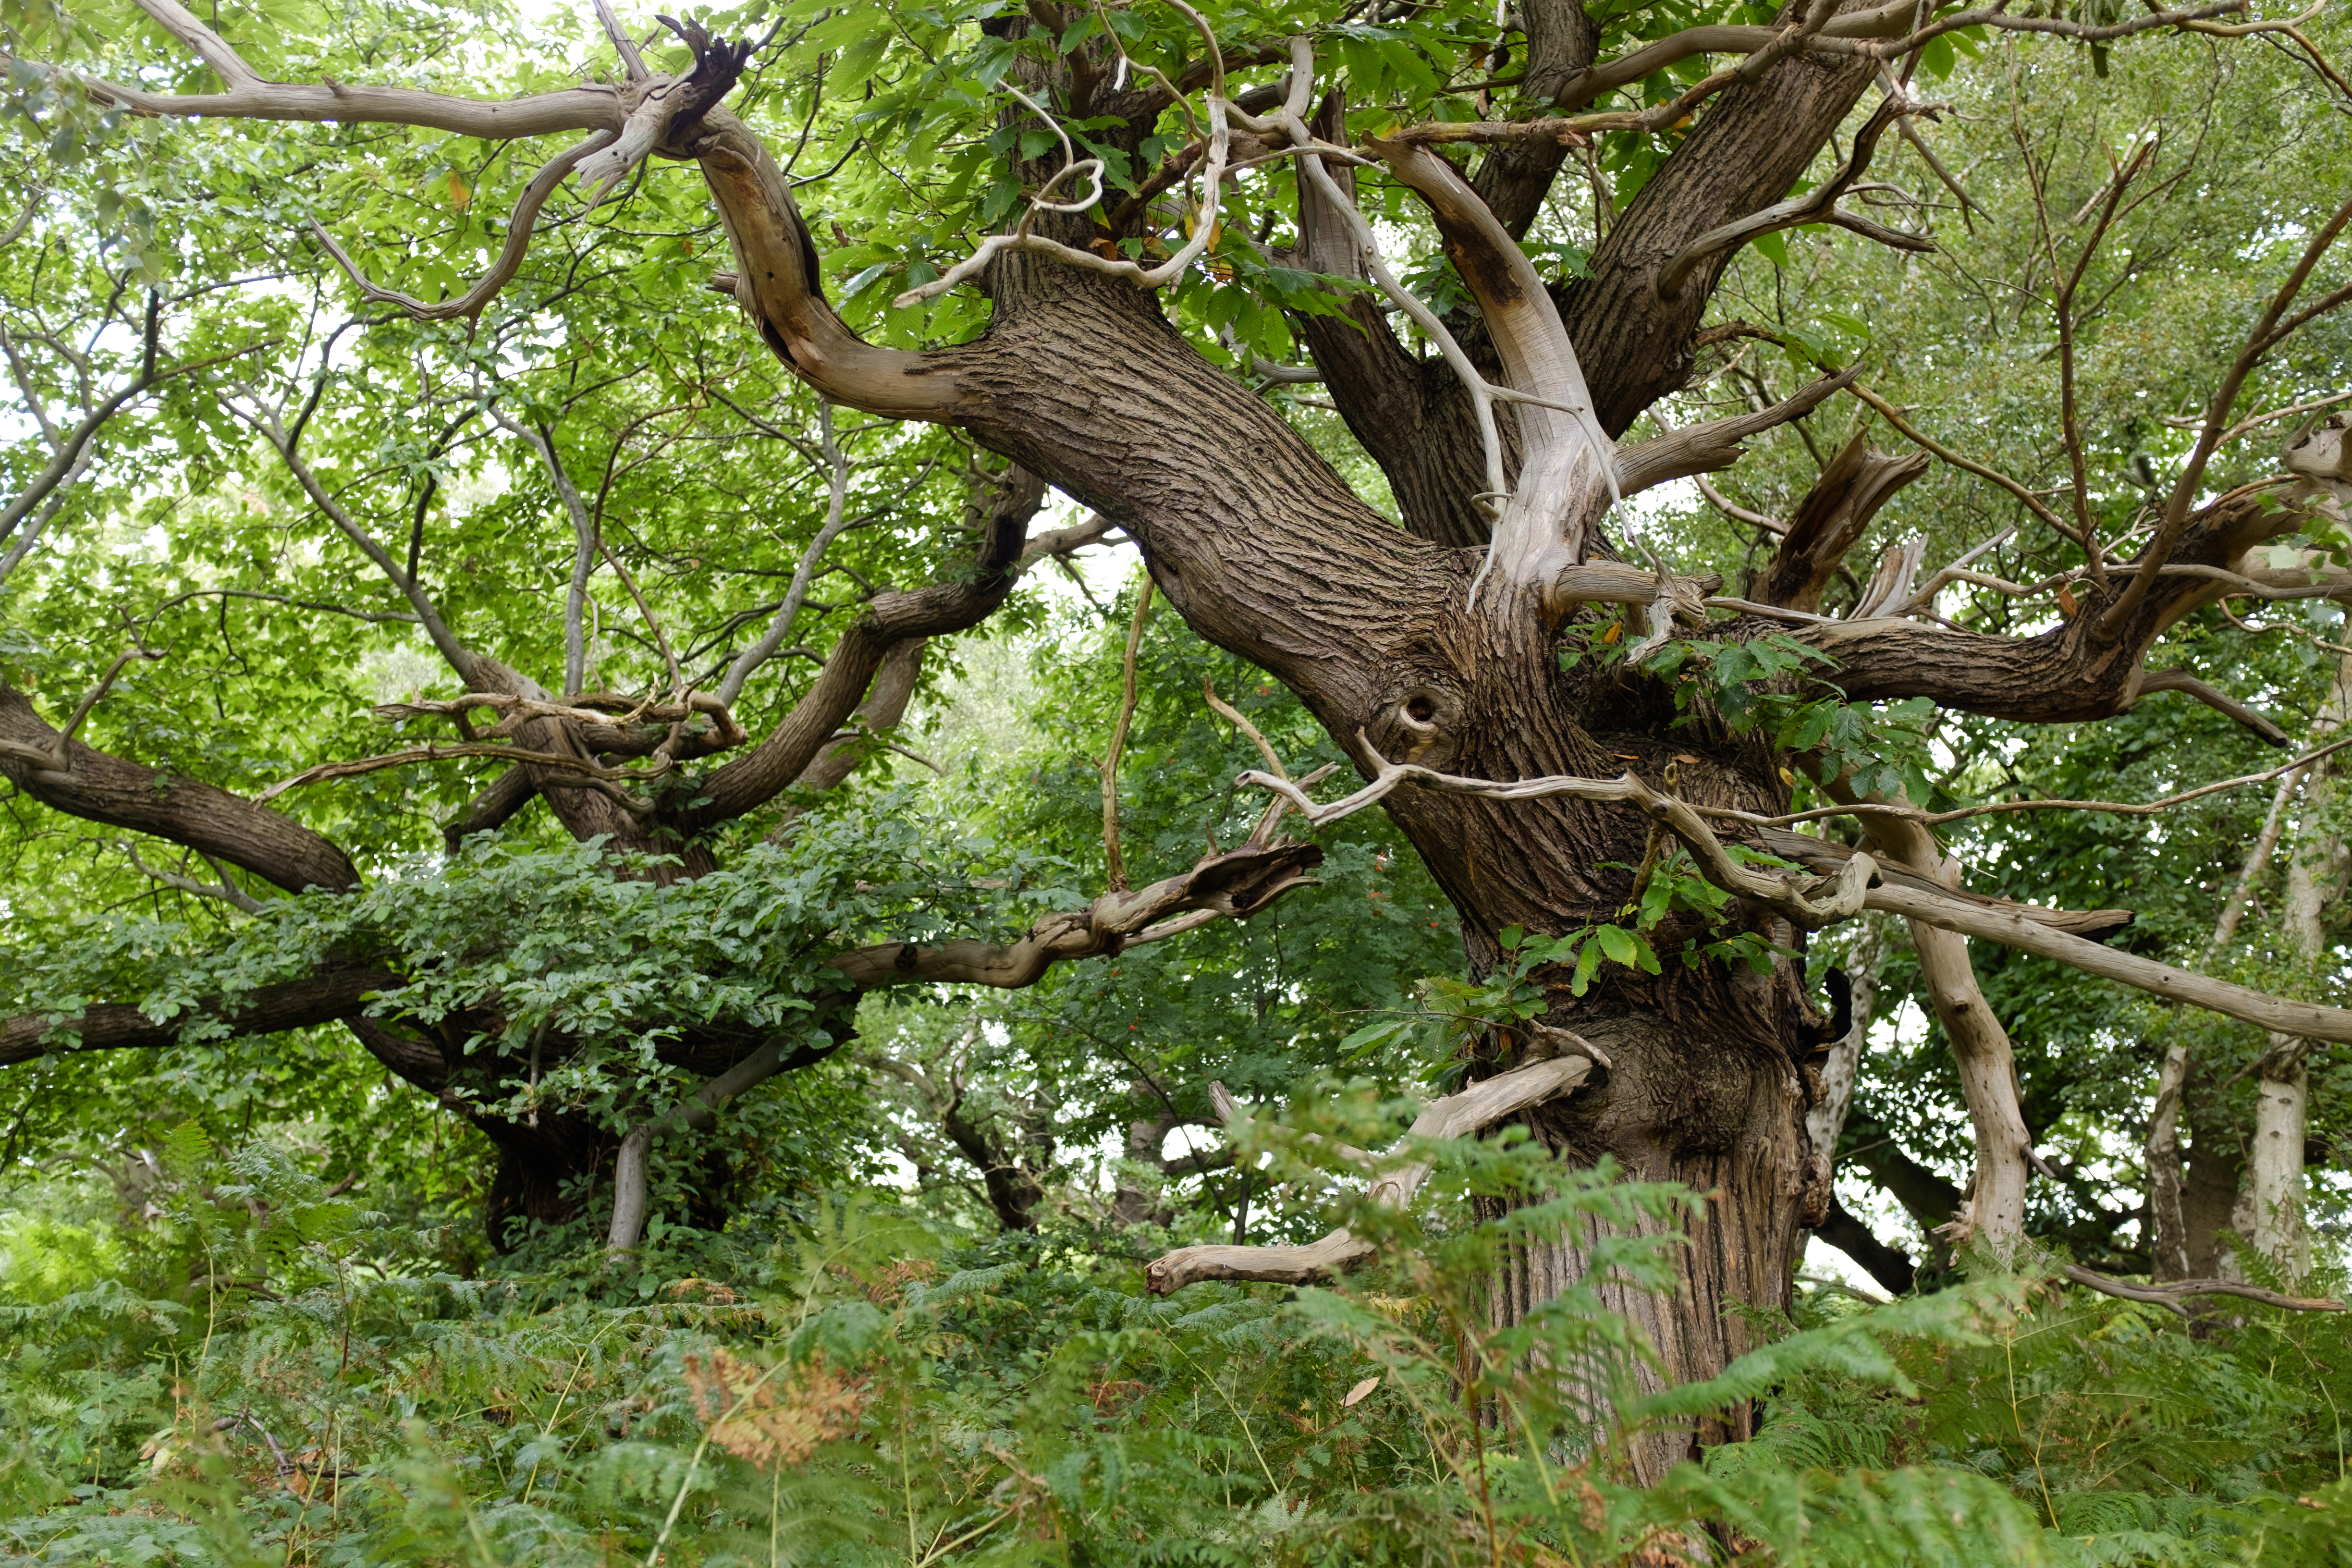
0 681 358 894
1799 489 2315 718
1 963 400 1066
1560 5 1883 435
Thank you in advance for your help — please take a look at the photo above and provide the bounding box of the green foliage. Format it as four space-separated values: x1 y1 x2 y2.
4 1108 2350 1565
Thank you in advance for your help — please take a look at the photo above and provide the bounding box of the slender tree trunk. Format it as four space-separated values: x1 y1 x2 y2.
2151 765 2304 1278
1851 811 2030 1255
2244 652 2348 1277
1804 916 1887 1165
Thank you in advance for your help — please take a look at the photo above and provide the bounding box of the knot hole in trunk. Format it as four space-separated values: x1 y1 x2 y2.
1376 682 1461 767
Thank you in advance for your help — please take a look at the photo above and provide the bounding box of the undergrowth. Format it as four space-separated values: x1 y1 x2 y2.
0 1109 2346 1566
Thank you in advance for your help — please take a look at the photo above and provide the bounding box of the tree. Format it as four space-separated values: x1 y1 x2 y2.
5 0 2352 1483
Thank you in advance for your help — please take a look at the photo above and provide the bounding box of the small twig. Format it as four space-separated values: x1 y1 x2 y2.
1847 381 2083 549
598 541 682 700
1100 581 1155 892
118 841 266 914
1202 675 1290 780
256 741 666 811
1693 733 2352 831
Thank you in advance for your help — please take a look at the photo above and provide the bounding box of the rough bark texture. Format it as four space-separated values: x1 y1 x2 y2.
1761 435 1930 613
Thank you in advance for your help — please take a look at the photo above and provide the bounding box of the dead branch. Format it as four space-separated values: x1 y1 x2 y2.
1203 676 1291 780
69 0 630 138
1696 473 1784 534
308 132 616 322
1144 1053 1595 1292
826 839 1323 992
2164 389 2352 448
2061 1262 2342 1314
1816 0 2257 61
1867 881 2352 1042
372 690 740 744
1759 427 1930 614
1614 366 1862 499
1017 511 1121 568
255 741 665 811
1246 735 1877 930
1752 827 2132 942
1726 733 2352 834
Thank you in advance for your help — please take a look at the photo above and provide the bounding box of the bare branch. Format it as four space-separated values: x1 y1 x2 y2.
1730 733 2352 834
1656 95 1932 302
1760 429 1931 614
487 410 598 694
307 132 616 322
1868 881 2352 1042
598 541 683 700
1695 472 1783 533
826 839 1323 991
254 740 666 811
2210 766 2308 953
1144 1053 1596 1292
593 0 652 83
2133 664 2291 746
2166 389 2352 448
1615 366 1861 498
717 400 852 706
2105 189 2352 632
1245 736 1877 930
65 0 629 136
1846 380 2084 550
117 840 266 914
1202 676 1291 780
2062 1262 2342 1314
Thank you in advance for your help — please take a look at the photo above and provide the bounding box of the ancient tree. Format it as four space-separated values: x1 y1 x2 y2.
5 0 2352 1478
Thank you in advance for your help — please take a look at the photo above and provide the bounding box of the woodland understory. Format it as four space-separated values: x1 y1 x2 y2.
2 0 2352 1558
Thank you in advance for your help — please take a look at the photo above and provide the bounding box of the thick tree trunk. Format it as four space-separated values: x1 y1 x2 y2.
1493 998 1813 1482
